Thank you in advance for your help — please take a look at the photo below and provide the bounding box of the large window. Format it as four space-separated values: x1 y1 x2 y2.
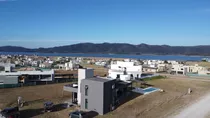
116 74 120 79
85 99 88 109
85 85 88 96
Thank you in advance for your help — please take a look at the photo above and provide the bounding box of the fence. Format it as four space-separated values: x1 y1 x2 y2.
0 78 77 89
186 73 210 78
140 74 160 79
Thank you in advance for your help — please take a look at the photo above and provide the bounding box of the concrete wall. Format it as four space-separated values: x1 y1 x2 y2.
103 80 116 114
5 66 12 72
78 68 94 105
81 79 104 115
0 75 18 84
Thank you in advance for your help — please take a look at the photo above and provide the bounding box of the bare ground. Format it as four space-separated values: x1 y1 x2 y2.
97 78 210 118
0 83 72 109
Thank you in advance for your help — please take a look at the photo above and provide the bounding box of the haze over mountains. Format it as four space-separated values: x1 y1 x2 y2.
0 43 210 56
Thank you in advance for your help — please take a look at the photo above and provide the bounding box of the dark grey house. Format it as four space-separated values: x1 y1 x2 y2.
80 77 132 115
63 68 132 115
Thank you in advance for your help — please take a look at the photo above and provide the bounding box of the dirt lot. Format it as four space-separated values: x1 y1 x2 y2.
1 77 210 118
81 64 108 76
0 83 71 118
55 64 108 77
186 61 210 68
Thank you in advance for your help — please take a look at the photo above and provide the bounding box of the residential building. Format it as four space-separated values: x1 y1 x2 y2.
171 64 188 75
157 64 168 72
108 61 142 82
142 65 158 73
63 68 132 115
0 70 54 83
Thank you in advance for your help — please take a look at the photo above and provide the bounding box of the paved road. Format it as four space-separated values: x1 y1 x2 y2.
173 93 210 118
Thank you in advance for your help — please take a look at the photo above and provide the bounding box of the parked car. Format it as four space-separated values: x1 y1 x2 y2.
43 101 54 112
69 111 88 118
0 107 20 118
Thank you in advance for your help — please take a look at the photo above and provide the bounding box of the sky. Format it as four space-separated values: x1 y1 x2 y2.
0 0 210 48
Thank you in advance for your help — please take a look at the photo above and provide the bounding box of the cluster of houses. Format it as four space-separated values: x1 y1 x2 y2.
0 55 84 70
1 54 210 116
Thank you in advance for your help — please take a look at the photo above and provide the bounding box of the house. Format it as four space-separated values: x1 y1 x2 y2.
157 64 168 72
39 62 52 68
64 61 76 70
0 70 55 83
142 65 158 73
108 61 142 82
57 61 78 70
63 68 132 115
170 64 188 75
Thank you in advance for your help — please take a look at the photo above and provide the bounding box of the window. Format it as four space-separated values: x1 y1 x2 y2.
85 99 88 109
112 84 115 89
130 74 133 79
116 74 120 79
85 85 88 96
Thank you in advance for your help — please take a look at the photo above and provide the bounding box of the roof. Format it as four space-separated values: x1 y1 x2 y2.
0 70 54 76
84 77 112 83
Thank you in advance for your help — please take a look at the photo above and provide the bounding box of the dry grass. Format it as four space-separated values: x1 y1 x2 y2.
0 83 72 109
96 78 210 118
1 77 210 118
186 61 210 68
80 64 108 77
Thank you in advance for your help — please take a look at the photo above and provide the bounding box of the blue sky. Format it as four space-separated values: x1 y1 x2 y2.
0 0 210 48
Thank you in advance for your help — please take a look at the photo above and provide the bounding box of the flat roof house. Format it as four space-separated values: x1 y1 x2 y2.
0 70 54 83
108 61 142 82
64 68 132 115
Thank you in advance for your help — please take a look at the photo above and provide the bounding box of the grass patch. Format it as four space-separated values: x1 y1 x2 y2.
144 75 166 81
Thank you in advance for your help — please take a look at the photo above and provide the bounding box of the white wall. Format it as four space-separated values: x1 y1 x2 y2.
109 61 142 81
77 68 94 106
171 64 188 75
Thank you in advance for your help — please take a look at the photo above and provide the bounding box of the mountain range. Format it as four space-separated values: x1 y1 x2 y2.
0 43 210 56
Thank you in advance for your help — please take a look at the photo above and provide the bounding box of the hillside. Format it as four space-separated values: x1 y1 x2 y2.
1 43 210 56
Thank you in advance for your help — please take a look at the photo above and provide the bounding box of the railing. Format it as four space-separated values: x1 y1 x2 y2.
0 78 77 89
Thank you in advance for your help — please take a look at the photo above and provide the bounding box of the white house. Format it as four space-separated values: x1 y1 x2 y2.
108 61 142 82
171 64 188 75
64 61 75 70
187 64 210 75
58 61 77 70
142 66 158 73
157 64 168 72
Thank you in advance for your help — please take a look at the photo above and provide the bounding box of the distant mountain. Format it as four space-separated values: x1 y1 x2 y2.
1 43 210 56
0 46 33 52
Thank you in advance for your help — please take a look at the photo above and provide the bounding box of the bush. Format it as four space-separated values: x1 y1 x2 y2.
144 75 166 81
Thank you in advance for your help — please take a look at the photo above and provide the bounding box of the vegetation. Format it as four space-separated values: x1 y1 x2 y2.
1 43 210 55
144 75 166 81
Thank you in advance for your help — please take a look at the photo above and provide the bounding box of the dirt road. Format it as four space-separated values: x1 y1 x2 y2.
173 92 210 118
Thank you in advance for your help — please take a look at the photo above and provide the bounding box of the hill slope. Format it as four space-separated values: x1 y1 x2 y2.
0 43 210 55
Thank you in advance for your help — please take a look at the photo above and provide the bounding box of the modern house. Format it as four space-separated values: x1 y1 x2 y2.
58 61 78 70
63 68 132 115
0 70 55 83
170 64 188 75
108 61 142 82
170 64 210 75
142 65 158 73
